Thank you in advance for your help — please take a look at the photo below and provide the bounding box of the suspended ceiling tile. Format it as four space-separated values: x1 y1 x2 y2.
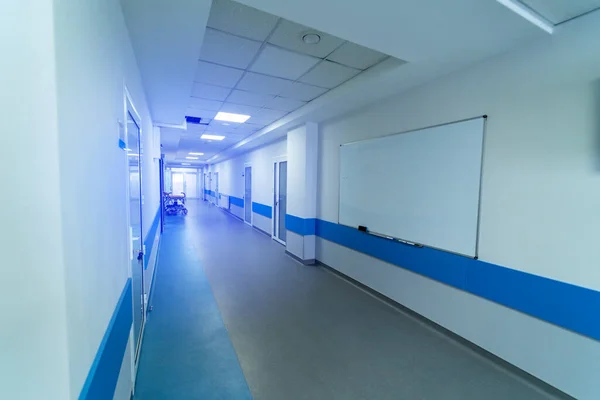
189 97 223 111
268 20 344 58
185 108 217 120
327 42 389 70
194 61 244 88
191 82 231 101
299 60 360 88
206 121 239 133
251 108 288 124
278 81 328 101
518 0 600 24
220 102 262 116
236 72 293 95
234 123 262 134
207 0 280 41
250 44 320 80
227 89 275 107
264 96 307 112
199 28 262 69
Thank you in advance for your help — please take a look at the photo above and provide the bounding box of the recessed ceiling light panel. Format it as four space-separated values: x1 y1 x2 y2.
214 112 250 123
201 134 226 141
186 156 199 160
189 152 205 156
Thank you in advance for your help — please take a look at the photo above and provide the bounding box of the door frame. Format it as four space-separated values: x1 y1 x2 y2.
214 172 219 207
124 86 145 390
244 163 253 226
272 155 287 245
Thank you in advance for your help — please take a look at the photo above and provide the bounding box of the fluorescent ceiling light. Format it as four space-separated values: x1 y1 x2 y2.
181 163 191 166
189 152 204 156
186 156 199 160
201 134 225 141
496 0 554 34
214 112 250 123
128 153 139 157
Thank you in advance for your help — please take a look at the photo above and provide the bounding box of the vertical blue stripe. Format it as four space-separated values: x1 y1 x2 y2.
79 279 133 399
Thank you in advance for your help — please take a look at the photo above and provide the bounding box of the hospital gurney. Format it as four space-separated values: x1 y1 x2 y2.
164 192 188 215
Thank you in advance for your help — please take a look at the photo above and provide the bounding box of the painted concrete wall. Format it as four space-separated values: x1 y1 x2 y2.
0 1 71 398
53 0 158 397
317 13 600 399
209 139 287 234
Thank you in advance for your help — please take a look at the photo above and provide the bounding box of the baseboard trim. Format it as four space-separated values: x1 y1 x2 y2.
220 206 244 222
286 250 316 266
253 225 271 237
316 261 574 400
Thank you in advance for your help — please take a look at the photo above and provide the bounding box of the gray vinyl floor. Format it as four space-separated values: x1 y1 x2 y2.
161 200 557 400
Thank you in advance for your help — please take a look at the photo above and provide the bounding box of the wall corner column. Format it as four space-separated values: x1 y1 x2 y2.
286 122 318 264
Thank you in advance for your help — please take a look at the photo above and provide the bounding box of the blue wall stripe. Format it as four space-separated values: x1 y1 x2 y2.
229 196 244 208
143 207 161 269
79 279 133 399
315 218 600 341
286 214 316 236
118 139 126 150
252 202 272 218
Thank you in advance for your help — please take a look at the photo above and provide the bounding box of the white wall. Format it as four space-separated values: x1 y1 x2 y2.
210 139 287 233
0 1 71 398
317 13 600 399
53 0 158 397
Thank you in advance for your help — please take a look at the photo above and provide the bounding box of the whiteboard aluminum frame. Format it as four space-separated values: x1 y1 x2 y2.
337 115 487 259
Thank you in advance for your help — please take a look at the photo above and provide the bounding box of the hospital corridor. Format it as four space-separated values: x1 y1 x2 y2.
3 0 600 399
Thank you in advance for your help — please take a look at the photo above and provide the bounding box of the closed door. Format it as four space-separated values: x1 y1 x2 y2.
244 166 252 224
215 172 219 205
126 110 144 363
172 173 184 194
278 161 288 242
184 173 197 198
273 159 288 244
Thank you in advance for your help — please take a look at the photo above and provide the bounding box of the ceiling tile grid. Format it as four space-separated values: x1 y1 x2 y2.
167 0 402 166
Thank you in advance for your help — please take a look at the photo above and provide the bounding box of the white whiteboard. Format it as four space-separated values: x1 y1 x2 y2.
339 117 485 257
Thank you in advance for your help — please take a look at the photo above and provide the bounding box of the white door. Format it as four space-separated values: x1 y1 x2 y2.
126 106 145 369
172 173 184 194
272 157 288 244
244 165 252 225
184 173 197 198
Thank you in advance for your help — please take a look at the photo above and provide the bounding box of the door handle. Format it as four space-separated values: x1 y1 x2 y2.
137 250 144 261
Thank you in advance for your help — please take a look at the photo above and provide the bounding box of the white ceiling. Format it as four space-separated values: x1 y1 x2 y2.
518 0 600 24
120 0 212 125
162 0 398 165
124 0 599 166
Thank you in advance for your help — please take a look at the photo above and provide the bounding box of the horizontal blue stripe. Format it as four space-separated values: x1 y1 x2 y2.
118 139 126 150
252 202 272 218
204 189 216 197
143 207 161 269
286 214 316 236
79 279 133 399
229 196 244 208
315 218 600 341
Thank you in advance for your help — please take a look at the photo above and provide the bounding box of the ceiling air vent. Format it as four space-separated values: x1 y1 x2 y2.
185 116 202 124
